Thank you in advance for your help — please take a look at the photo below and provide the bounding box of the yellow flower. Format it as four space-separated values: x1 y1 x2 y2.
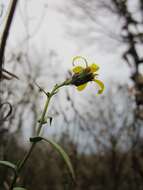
70 56 104 94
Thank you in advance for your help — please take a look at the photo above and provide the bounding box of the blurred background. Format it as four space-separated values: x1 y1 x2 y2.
1 0 143 189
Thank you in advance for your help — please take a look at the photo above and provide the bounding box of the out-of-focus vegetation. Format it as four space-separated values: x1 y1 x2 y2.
1 0 143 189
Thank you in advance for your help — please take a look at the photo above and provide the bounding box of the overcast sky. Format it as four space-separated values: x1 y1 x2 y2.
0 0 131 92
0 0 135 149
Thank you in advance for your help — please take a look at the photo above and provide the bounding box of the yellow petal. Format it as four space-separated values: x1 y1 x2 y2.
72 56 88 67
77 83 87 91
72 66 83 73
93 79 104 94
90 63 99 73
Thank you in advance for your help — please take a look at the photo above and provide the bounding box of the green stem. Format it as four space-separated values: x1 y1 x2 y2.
36 95 51 135
17 143 35 172
10 82 66 189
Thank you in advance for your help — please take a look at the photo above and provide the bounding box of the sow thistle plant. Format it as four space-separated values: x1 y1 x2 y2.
0 56 104 190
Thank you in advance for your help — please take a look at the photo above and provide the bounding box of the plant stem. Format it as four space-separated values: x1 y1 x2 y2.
36 95 51 135
10 83 65 189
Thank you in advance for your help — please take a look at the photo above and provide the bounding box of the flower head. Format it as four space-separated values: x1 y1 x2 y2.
70 56 104 94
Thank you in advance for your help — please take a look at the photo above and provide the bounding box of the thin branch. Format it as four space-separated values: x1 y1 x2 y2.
0 0 18 79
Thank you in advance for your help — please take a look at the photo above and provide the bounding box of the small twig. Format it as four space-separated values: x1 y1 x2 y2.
34 81 47 95
1 68 19 80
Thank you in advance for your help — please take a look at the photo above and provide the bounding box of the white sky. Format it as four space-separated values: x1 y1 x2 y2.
0 0 131 92
0 0 134 147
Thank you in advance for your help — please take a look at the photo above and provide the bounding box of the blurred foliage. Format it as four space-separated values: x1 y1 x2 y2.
1 131 143 190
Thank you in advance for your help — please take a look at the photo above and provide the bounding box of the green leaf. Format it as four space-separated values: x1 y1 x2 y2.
0 160 17 172
13 188 27 190
43 137 75 181
29 136 75 180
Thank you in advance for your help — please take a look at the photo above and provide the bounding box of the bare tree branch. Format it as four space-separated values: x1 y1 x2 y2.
0 0 18 79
